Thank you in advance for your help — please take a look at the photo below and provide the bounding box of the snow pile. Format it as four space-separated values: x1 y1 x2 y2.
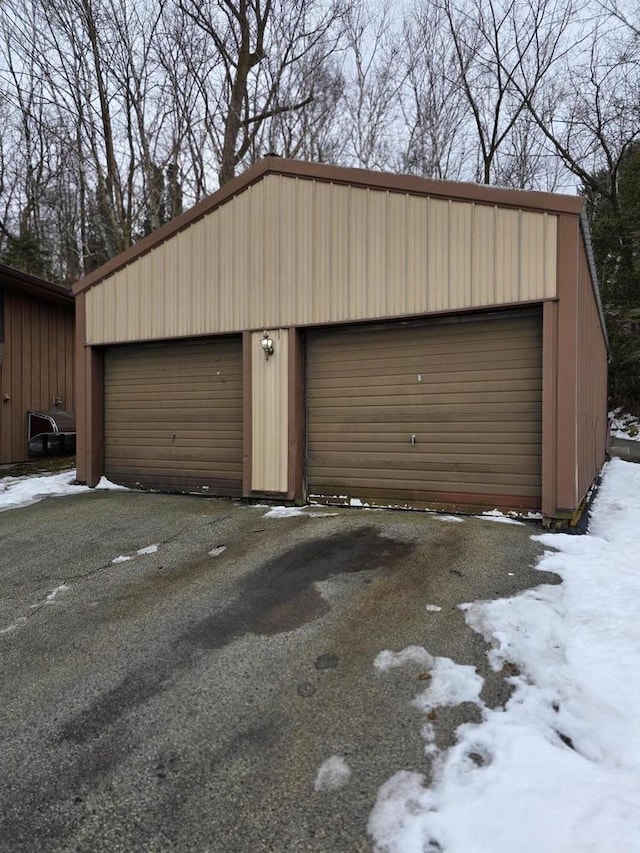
0 469 126 512
369 458 640 853
314 756 352 791
0 469 89 511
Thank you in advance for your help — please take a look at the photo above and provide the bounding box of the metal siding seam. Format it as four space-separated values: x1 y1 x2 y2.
312 179 325 325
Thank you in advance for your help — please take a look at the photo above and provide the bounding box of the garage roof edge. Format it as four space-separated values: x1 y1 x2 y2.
0 261 74 306
579 209 609 350
73 157 586 296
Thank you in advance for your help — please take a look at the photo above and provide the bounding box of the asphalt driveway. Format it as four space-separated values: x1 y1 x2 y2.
0 489 554 852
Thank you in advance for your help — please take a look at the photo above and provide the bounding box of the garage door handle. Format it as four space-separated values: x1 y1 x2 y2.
410 434 416 445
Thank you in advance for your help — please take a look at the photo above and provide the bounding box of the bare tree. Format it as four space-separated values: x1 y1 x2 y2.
340 1 404 170
176 0 348 186
519 10 639 201
435 0 574 185
257 51 348 162
397 1 469 180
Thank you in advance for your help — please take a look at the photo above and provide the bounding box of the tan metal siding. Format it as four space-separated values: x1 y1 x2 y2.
104 337 243 494
577 244 608 501
85 175 558 345
251 329 289 493
306 311 542 510
0 290 75 464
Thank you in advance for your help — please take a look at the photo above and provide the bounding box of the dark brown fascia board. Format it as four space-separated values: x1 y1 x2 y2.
0 262 74 307
579 209 609 351
73 156 586 296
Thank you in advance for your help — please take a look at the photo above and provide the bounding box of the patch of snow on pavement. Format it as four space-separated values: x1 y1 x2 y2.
368 458 640 853
0 617 28 635
476 509 525 525
425 604 442 613
374 646 433 671
262 505 340 519
136 544 159 555
111 555 132 564
94 476 129 490
45 584 69 603
435 515 464 523
0 469 127 512
0 470 89 511
314 756 352 792
209 545 227 557
262 506 308 518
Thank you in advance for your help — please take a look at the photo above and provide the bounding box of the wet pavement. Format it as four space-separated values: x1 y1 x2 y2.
0 490 556 852
609 437 640 462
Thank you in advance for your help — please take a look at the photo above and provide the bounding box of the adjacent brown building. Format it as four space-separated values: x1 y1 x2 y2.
0 263 75 464
72 158 608 523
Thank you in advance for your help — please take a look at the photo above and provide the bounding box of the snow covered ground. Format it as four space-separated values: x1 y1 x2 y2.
369 457 640 853
610 409 640 441
0 469 125 512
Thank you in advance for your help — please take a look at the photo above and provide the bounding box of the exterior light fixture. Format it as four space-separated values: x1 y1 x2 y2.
261 331 274 358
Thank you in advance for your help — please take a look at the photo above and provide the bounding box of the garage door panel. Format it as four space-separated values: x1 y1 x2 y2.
105 409 242 426
310 453 541 474
310 401 542 421
104 337 243 495
307 312 542 510
107 384 243 398
311 468 541 493
308 371 541 392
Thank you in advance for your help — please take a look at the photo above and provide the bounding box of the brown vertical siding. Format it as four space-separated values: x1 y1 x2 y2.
555 215 580 512
576 242 608 501
75 293 88 484
287 328 305 500
551 215 607 518
73 309 103 487
242 331 253 497
87 347 104 486
541 300 559 518
0 289 74 464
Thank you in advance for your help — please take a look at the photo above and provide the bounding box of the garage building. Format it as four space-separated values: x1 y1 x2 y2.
73 159 608 523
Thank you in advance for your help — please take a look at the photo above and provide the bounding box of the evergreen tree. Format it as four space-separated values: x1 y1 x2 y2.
583 143 640 413
0 229 52 280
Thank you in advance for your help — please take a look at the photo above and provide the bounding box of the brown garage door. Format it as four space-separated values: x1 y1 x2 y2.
104 336 243 495
306 310 542 511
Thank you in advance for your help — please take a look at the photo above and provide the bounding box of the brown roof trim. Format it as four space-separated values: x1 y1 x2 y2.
73 157 586 295
579 209 609 350
0 262 74 307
